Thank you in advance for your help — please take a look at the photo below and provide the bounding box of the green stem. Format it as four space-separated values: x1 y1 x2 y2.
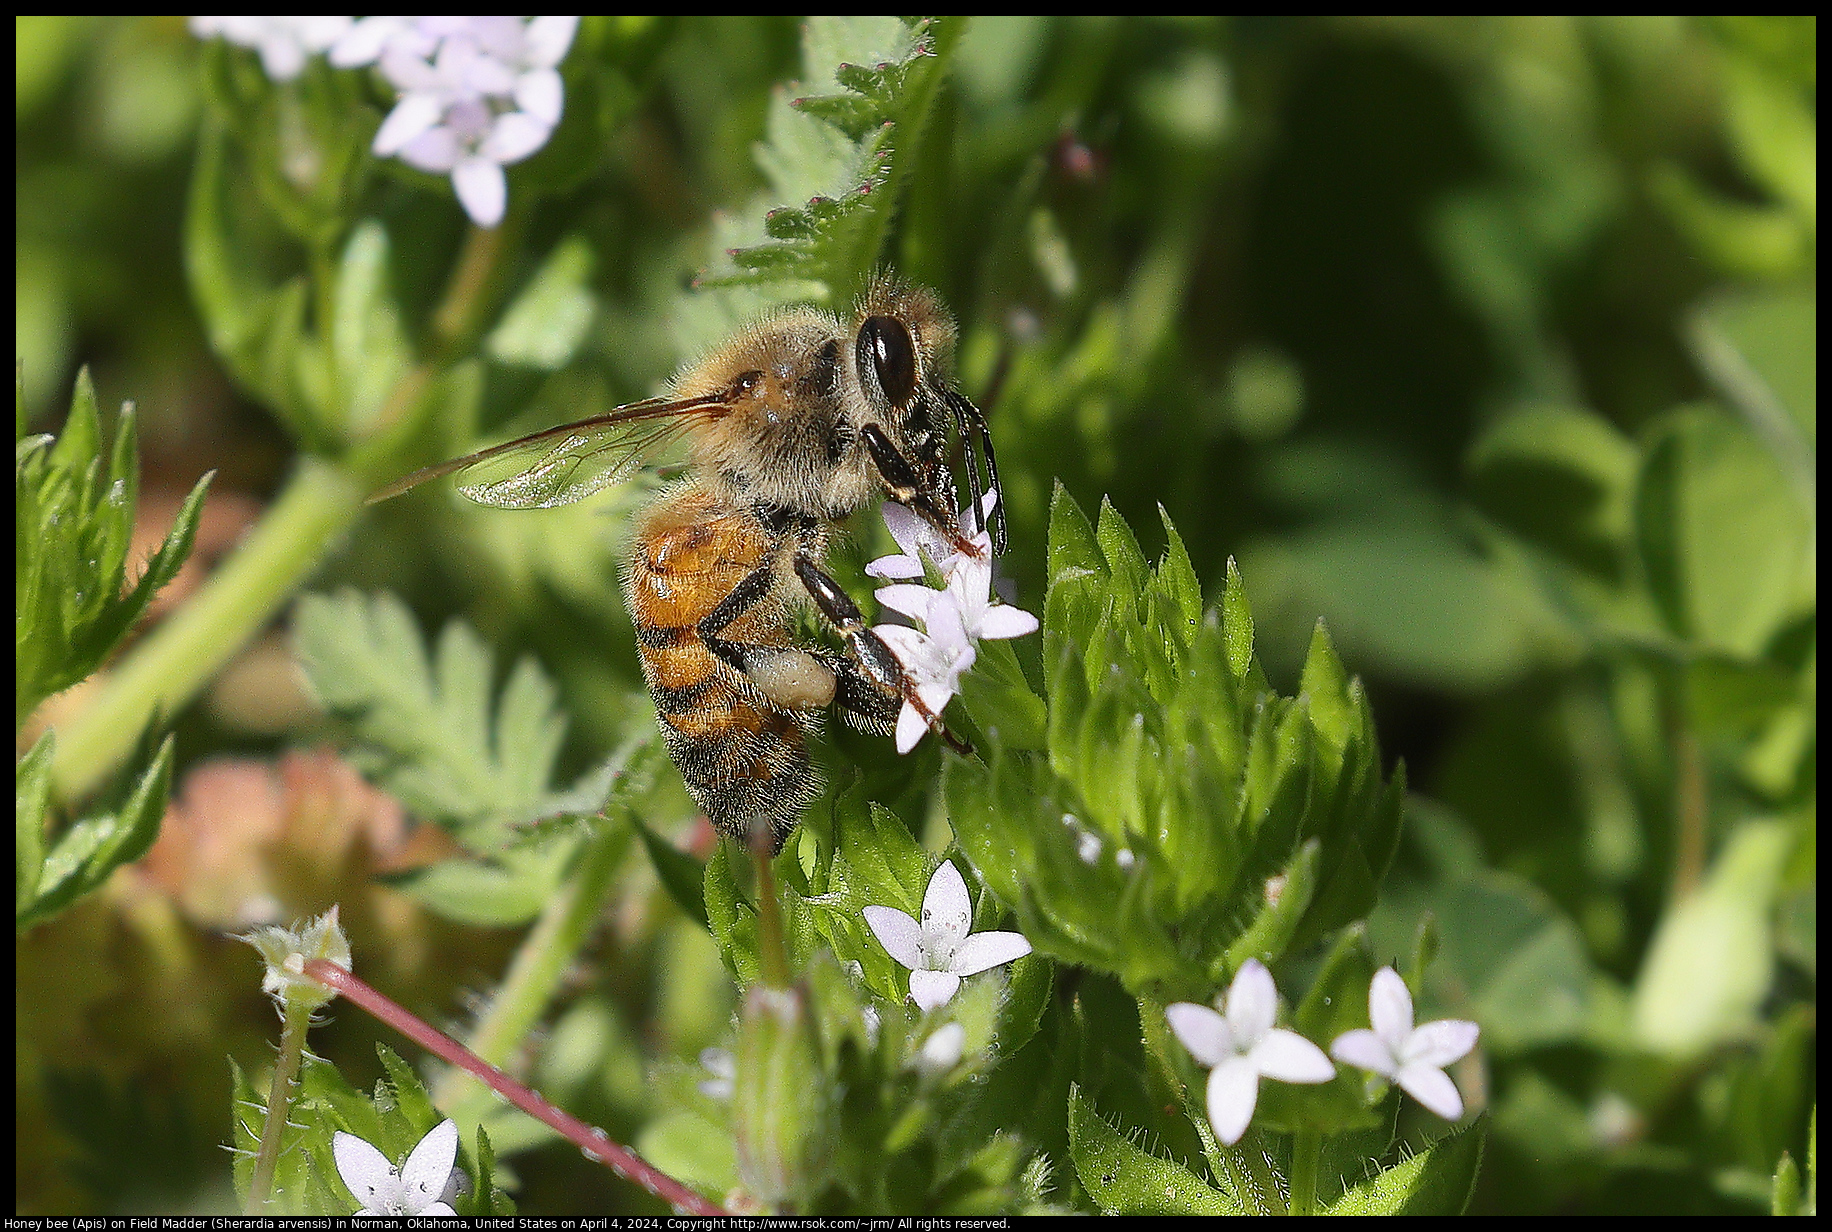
752 833 791 989
1288 1128 1321 1216
247 996 314 1215
51 458 364 804
433 823 631 1121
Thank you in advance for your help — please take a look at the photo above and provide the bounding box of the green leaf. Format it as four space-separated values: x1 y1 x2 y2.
1324 1117 1486 1215
1631 818 1795 1058
1467 404 1640 579
1068 1085 1241 1215
18 734 174 931
693 16 957 313
16 370 213 725
634 815 709 930
1686 285 1814 502
1635 407 1813 658
486 234 599 371
293 590 591 850
1222 557 1255 678
14 730 54 920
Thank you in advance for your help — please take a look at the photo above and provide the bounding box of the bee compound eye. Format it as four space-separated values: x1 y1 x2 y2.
859 315 917 407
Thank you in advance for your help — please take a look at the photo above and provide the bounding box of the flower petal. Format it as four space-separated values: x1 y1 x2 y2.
1402 1018 1480 1070
908 968 961 1012
894 702 927 754
1225 959 1279 1045
514 66 564 127
1329 1027 1397 1077
863 905 924 970
1206 1056 1262 1145
1367 967 1415 1050
1165 1002 1233 1068
921 861 973 936
399 1119 458 1212
1250 1028 1336 1085
333 1131 400 1210
973 605 1039 640
524 15 580 68
482 110 552 165
875 583 939 622
329 15 401 68
1395 1062 1465 1121
949 930 1032 977
373 91 446 157
915 1022 966 1072
865 552 924 580
452 157 507 227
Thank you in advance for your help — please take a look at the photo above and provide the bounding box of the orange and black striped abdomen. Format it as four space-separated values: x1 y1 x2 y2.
623 485 814 851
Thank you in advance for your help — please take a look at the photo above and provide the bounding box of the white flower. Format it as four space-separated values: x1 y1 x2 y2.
872 600 978 755
191 16 354 81
863 861 1031 1012
865 490 998 583
1166 959 1336 1145
333 1118 460 1217
912 1022 967 1074
697 1048 735 1101
868 493 1036 754
336 16 578 227
1329 967 1479 1121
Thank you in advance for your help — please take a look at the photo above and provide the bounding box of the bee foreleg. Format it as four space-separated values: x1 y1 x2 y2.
792 555 973 755
858 423 984 559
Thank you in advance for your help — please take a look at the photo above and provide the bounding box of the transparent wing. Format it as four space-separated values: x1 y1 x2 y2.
369 394 725 509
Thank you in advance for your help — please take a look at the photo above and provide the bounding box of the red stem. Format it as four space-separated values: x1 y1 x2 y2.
304 958 726 1216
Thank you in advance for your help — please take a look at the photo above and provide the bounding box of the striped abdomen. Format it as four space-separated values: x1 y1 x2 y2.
623 485 814 852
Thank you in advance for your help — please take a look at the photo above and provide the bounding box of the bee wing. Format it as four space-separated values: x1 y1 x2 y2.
369 394 725 509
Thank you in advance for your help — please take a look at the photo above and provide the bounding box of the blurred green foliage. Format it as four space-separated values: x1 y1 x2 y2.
15 14 1813 1217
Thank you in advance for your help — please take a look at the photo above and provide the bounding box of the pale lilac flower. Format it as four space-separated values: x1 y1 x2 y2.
191 16 354 81
1329 967 1479 1121
336 16 579 227
1166 959 1336 1145
878 553 1038 643
863 861 1031 1012
333 1118 459 1217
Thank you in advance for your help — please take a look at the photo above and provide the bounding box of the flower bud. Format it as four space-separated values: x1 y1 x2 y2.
731 984 830 1208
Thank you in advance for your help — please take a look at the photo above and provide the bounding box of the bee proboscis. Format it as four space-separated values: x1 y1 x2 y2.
373 275 1006 852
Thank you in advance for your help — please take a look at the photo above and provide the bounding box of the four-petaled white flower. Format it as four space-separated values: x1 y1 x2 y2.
864 861 1031 1011
871 602 979 755
332 1118 460 1217
1329 967 1479 1121
867 493 1036 754
191 16 353 81
1166 959 1336 1145
333 16 577 227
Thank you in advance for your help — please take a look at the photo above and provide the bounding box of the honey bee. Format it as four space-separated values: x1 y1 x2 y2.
372 275 1006 853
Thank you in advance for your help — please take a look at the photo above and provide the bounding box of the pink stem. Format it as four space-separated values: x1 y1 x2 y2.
304 958 726 1216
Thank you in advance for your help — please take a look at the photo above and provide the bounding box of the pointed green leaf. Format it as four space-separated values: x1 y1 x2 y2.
1222 558 1255 679
1068 1085 1241 1215
1324 1117 1485 1215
